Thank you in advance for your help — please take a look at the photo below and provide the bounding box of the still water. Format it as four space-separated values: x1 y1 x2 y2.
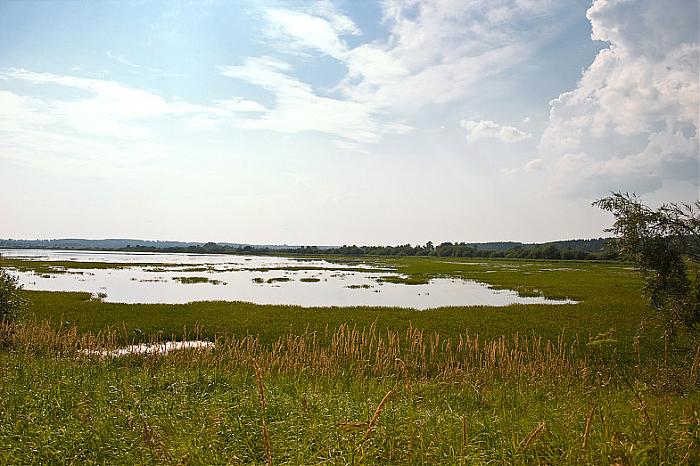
2 249 576 309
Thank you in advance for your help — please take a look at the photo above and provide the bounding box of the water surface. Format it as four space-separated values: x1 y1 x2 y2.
2 249 577 309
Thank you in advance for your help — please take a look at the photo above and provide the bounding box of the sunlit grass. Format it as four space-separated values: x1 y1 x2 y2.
1 256 698 464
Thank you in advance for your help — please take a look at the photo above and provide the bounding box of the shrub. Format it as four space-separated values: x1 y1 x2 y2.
594 192 700 335
0 261 24 322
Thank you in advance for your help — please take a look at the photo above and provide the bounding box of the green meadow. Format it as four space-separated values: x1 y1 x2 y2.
1 256 699 464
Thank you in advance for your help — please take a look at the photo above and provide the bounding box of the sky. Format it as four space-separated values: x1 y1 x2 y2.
0 0 698 246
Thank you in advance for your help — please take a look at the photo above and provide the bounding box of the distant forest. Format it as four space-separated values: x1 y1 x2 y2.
261 238 616 260
0 237 617 260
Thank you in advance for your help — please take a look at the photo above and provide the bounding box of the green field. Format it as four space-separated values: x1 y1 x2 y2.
1 256 699 464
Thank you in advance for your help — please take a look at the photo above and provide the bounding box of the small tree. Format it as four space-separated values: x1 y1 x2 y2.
0 258 24 322
594 192 700 335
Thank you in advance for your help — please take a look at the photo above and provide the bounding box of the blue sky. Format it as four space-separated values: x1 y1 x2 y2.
1 0 698 245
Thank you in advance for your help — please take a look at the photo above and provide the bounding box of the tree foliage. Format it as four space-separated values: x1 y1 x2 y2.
0 256 24 321
594 192 700 334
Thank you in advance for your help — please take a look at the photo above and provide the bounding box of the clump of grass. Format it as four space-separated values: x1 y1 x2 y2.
267 277 291 284
89 292 108 302
346 284 372 289
300 278 320 283
377 275 429 285
172 277 225 285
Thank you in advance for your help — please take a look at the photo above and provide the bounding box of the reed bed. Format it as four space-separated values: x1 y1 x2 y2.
2 319 699 464
3 320 698 388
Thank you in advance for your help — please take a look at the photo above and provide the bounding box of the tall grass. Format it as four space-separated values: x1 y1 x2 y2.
3 319 698 386
1 319 699 464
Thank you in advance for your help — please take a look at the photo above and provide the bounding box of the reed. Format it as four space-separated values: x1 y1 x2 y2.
519 421 546 450
253 359 273 466
4 320 693 388
363 390 393 440
581 404 596 449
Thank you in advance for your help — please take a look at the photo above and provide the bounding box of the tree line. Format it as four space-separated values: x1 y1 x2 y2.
118 239 617 260
282 241 617 260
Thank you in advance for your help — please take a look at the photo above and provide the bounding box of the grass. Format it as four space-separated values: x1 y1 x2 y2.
172 276 225 285
266 277 291 284
0 320 698 464
16 257 650 352
377 275 430 285
1 255 699 463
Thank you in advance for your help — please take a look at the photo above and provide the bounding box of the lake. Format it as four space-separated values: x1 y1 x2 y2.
2 249 577 309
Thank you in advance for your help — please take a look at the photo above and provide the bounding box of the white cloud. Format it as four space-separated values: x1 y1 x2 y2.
0 68 282 137
0 88 169 177
337 0 567 111
524 158 544 171
332 139 368 154
220 57 403 143
460 119 532 143
500 157 544 176
264 8 352 59
106 51 184 78
217 0 570 146
538 0 699 196
216 98 267 113
1 69 172 139
0 68 288 173
307 0 360 35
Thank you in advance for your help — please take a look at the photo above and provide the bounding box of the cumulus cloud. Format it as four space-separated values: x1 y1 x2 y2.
461 119 532 142
539 0 699 196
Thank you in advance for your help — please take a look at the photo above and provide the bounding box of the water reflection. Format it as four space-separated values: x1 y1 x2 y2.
3 249 577 309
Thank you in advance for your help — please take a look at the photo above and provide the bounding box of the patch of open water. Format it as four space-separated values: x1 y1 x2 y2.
81 340 214 357
2 249 577 309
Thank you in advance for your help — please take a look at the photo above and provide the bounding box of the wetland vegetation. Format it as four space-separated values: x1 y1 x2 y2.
1 250 699 464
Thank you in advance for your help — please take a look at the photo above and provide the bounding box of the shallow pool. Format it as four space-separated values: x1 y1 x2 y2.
2 249 577 309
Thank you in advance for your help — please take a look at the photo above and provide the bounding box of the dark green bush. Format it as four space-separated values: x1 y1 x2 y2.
0 263 23 321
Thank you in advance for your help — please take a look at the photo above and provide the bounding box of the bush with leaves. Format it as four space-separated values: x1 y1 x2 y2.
0 258 24 322
594 192 700 336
